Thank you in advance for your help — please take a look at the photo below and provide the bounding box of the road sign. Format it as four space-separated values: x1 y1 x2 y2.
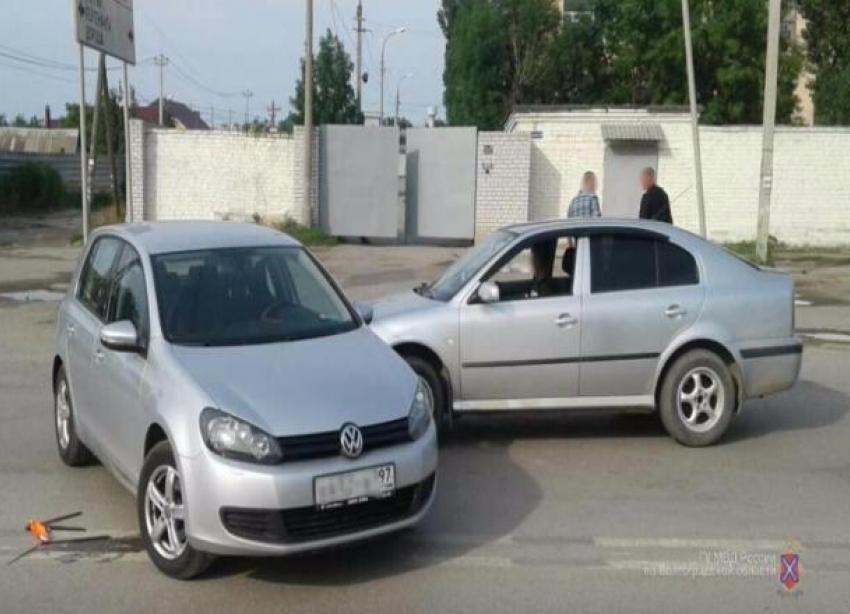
74 0 136 65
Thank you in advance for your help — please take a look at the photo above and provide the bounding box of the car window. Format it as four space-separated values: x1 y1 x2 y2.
427 230 516 302
657 241 699 287
486 235 577 301
590 234 698 293
107 245 149 338
77 237 121 319
152 246 357 346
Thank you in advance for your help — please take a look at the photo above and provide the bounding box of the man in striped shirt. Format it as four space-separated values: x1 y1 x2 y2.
567 171 602 218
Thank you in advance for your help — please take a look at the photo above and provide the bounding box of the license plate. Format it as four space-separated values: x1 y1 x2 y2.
314 464 395 510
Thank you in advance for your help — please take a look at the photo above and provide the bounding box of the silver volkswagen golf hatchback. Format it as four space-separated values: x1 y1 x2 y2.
53 222 437 578
370 219 802 447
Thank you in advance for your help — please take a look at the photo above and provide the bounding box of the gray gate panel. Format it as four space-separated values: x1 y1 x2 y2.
406 127 476 240
319 126 399 238
602 142 658 218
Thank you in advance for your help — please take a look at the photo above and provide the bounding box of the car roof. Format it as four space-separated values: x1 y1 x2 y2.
503 217 703 244
91 221 301 255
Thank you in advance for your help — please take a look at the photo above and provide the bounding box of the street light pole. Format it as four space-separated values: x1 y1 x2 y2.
379 27 405 124
681 0 707 238
303 0 314 226
756 0 782 264
395 72 413 128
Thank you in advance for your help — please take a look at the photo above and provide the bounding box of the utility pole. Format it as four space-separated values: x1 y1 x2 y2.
354 0 364 114
87 54 105 215
379 27 405 124
395 73 413 128
121 66 133 222
77 44 90 242
268 101 281 130
211 106 215 129
756 0 782 264
303 0 314 226
681 0 707 238
242 89 254 129
99 56 121 219
154 54 169 126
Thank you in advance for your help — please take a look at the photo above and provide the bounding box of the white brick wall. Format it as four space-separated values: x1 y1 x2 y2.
510 110 850 246
130 122 317 225
475 132 531 241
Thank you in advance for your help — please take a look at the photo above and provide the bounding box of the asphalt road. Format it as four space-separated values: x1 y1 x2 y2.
2 224 850 613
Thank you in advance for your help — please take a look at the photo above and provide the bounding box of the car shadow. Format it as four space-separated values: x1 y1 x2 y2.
723 379 849 443
198 380 845 584
200 434 543 585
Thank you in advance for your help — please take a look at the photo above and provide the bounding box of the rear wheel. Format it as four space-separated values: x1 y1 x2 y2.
402 355 449 434
137 441 214 579
658 350 735 447
54 366 94 466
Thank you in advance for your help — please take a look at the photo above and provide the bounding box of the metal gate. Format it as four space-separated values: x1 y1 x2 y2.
318 125 400 238
405 127 476 242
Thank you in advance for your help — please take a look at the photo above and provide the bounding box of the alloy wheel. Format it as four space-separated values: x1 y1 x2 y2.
144 465 188 560
55 379 71 450
676 367 725 433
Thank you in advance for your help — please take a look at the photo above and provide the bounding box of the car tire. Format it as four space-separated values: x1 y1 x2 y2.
658 349 735 447
403 355 449 433
54 365 94 467
137 441 214 580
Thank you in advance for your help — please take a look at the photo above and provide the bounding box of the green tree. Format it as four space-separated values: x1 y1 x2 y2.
441 0 511 128
61 88 128 155
291 30 362 126
440 0 802 127
798 0 850 124
0 114 7 127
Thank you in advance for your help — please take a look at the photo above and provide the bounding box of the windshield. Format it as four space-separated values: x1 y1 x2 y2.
427 230 516 301
152 246 358 346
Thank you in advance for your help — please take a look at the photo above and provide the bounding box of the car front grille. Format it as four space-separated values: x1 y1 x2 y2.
220 473 435 544
276 417 411 463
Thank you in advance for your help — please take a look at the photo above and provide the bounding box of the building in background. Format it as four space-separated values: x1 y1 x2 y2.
136 99 210 130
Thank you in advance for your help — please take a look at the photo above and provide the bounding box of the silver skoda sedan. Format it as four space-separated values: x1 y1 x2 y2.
52 222 437 579
370 219 802 447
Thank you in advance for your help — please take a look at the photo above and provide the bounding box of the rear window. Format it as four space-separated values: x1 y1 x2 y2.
590 235 699 293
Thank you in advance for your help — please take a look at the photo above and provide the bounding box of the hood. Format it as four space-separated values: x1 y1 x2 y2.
171 327 416 436
372 290 440 321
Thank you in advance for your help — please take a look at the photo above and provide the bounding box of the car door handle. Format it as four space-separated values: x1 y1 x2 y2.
665 304 687 318
555 313 578 328
94 348 105 364
66 322 76 336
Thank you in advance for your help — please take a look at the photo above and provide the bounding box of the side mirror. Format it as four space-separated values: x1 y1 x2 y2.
477 281 500 304
100 320 141 353
354 301 374 325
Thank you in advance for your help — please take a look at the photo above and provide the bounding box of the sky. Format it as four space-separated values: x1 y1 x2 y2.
0 0 447 127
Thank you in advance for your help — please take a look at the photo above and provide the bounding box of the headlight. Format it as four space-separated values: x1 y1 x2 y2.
200 408 283 464
407 379 433 440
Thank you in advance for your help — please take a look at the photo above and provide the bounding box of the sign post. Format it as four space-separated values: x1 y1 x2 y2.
73 0 136 242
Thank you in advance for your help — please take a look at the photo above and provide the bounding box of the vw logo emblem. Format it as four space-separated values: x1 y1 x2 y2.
339 423 364 459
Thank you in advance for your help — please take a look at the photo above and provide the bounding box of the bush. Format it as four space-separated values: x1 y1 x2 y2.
0 162 67 214
269 216 337 247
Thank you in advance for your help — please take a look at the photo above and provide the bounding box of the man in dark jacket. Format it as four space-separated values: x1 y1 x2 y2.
638 167 673 223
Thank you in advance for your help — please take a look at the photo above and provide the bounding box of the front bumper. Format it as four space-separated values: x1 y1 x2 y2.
737 338 803 399
179 423 438 556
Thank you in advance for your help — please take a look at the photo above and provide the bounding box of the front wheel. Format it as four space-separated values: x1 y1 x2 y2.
658 350 735 447
403 355 449 434
137 441 214 579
